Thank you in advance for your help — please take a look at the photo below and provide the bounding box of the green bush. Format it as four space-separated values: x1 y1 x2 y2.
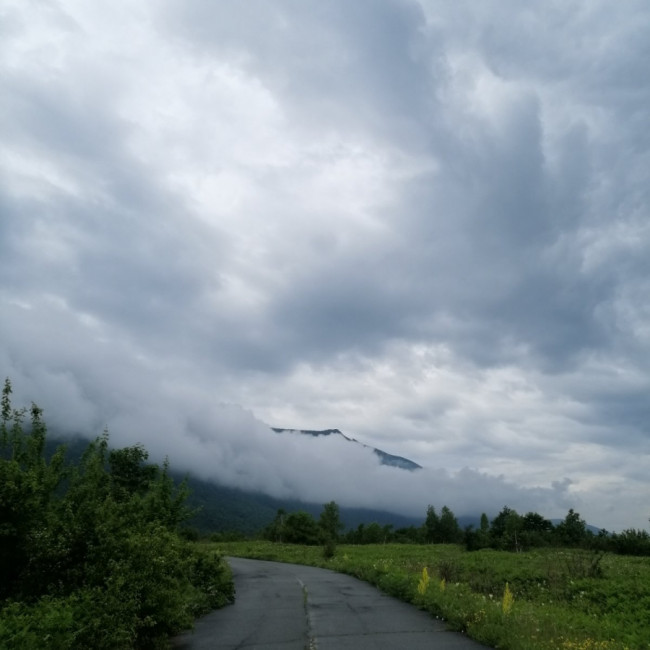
0 378 234 648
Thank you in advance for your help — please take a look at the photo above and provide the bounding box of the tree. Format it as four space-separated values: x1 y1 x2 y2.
424 505 440 543
0 380 66 599
394 525 423 544
520 511 554 548
265 508 288 542
319 501 343 543
344 522 365 544
490 506 523 551
108 443 158 500
522 511 553 533
439 506 461 543
362 522 385 544
555 509 587 547
423 505 461 544
465 513 491 551
612 529 650 556
283 511 321 545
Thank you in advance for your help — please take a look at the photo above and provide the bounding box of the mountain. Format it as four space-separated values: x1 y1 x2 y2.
182 428 423 532
271 428 422 471
184 480 423 535
42 433 423 535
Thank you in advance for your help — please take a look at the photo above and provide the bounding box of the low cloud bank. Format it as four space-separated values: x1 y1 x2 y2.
0 308 572 523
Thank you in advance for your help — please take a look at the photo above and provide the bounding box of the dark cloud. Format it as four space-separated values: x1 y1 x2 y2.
162 0 437 136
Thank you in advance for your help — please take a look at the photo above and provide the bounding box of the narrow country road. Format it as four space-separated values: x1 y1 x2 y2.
172 556 491 649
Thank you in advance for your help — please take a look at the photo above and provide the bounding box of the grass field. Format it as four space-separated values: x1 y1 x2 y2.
211 541 650 650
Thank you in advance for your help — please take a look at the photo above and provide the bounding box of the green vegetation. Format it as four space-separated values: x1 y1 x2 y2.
215 541 650 650
274 502 650 557
262 500 344 553
0 379 234 649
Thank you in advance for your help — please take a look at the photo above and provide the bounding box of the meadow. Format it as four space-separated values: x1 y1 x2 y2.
214 541 650 650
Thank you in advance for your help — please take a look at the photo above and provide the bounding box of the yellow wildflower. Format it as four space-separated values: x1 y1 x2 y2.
417 567 430 595
502 582 514 616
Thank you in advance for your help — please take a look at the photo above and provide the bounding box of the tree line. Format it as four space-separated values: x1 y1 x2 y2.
0 379 234 648
262 501 650 556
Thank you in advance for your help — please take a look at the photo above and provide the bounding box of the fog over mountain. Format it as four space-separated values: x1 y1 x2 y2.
3 353 577 523
2 1 649 532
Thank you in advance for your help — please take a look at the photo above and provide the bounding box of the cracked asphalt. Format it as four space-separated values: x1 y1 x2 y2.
172 556 491 649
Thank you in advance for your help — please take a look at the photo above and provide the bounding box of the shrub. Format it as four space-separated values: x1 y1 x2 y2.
0 378 234 648
437 557 461 583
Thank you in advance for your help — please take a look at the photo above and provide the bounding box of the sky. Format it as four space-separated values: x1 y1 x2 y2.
1 1 649 532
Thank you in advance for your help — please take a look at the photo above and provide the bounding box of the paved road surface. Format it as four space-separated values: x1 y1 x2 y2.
172 556 491 649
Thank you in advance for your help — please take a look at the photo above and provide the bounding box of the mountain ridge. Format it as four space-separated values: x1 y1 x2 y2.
271 427 422 471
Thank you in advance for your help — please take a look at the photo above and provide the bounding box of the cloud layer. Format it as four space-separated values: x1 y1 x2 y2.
1 0 649 530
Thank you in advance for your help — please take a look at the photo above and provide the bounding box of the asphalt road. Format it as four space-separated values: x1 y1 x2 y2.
172 556 491 649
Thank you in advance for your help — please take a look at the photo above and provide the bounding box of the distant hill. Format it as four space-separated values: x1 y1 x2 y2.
177 424 446 534
183 478 423 535
271 427 422 471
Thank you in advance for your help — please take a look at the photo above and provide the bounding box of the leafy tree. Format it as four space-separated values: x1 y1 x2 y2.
264 508 287 542
611 529 650 556
522 511 553 533
344 522 361 544
362 521 386 544
520 511 554 548
490 506 523 551
283 511 321 545
465 512 491 551
394 525 423 544
108 443 158 500
319 501 343 543
555 509 587 547
590 528 611 551
381 523 395 542
423 505 461 544
439 505 461 543
424 505 440 543
343 521 396 544
0 381 66 599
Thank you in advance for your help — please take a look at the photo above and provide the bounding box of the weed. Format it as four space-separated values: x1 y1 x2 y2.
502 582 514 616
417 567 430 595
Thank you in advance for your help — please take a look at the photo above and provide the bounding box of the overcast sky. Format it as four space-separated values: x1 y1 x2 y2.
2 1 649 531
